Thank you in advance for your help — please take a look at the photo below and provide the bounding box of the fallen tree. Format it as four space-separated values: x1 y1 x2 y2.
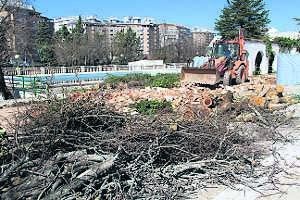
0 95 291 199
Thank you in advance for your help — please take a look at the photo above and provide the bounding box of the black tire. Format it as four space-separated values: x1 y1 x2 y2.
223 71 231 86
236 65 246 85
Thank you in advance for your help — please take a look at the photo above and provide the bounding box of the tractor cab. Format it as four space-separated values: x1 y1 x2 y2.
212 42 240 60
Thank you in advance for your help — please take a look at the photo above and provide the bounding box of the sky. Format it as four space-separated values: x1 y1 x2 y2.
33 0 300 32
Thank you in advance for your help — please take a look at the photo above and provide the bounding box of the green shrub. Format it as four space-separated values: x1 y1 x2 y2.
104 73 180 88
147 74 180 88
133 99 172 115
69 87 88 94
104 74 151 85
104 74 153 88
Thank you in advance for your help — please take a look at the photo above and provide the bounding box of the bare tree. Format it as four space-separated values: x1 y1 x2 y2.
0 0 30 99
54 36 73 66
54 23 111 66
153 38 194 63
83 32 110 65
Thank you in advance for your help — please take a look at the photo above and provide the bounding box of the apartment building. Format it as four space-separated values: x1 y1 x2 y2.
53 16 103 32
0 5 54 64
104 17 159 58
158 23 192 47
192 30 215 55
53 16 159 58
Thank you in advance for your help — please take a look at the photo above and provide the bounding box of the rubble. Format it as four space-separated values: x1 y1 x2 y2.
104 75 294 117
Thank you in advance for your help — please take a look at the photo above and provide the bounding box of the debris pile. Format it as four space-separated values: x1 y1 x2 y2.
104 75 293 118
231 75 294 109
0 98 289 199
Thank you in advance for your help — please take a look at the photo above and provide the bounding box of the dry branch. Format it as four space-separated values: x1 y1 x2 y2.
0 96 291 199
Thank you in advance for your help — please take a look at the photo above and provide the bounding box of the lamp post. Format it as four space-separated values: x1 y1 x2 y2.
14 54 20 74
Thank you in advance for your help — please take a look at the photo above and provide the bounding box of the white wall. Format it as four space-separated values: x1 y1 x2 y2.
128 60 164 71
245 40 268 75
244 40 280 75
277 53 300 85
271 44 280 72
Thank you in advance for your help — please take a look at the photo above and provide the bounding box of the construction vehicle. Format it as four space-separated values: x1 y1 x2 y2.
181 29 249 86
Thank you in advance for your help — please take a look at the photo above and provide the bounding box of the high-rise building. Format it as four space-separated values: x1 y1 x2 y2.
158 23 192 47
53 16 160 58
53 16 103 32
0 6 54 64
103 17 159 58
192 30 215 56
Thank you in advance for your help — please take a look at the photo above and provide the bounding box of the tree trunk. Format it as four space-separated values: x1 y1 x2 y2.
0 66 13 100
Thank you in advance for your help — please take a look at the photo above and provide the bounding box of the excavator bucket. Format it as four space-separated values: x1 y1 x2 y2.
181 68 221 85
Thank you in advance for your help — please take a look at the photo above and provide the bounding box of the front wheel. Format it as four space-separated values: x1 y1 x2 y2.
223 71 232 86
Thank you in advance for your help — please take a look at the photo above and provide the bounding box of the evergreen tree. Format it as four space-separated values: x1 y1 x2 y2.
55 25 70 41
36 21 55 65
72 16 85 36
54 17 88 66
71 16 86 65
113 28 142 64
215 0 270 39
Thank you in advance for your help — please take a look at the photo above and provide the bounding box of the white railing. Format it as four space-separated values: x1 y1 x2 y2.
3 64 184 76
3 65 129 76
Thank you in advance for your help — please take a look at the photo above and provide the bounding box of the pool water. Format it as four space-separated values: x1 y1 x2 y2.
11 69 180 85
40 71 130 84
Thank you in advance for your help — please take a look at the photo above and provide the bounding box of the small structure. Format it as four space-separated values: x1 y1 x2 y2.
128 60 164 71
245 39 280 75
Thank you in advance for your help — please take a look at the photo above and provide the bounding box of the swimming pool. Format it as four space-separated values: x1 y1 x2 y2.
8 69 181 85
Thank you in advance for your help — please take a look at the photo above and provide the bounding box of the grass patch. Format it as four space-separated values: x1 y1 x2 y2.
104 73 180 88
133 99 172 115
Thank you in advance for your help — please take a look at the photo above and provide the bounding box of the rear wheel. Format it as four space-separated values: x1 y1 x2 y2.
236 65 246 85
223 71 231 86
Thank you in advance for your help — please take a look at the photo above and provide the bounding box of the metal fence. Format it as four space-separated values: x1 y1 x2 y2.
4 75 47 99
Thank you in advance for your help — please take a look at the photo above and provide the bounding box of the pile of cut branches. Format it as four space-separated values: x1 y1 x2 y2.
0 97 289 199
